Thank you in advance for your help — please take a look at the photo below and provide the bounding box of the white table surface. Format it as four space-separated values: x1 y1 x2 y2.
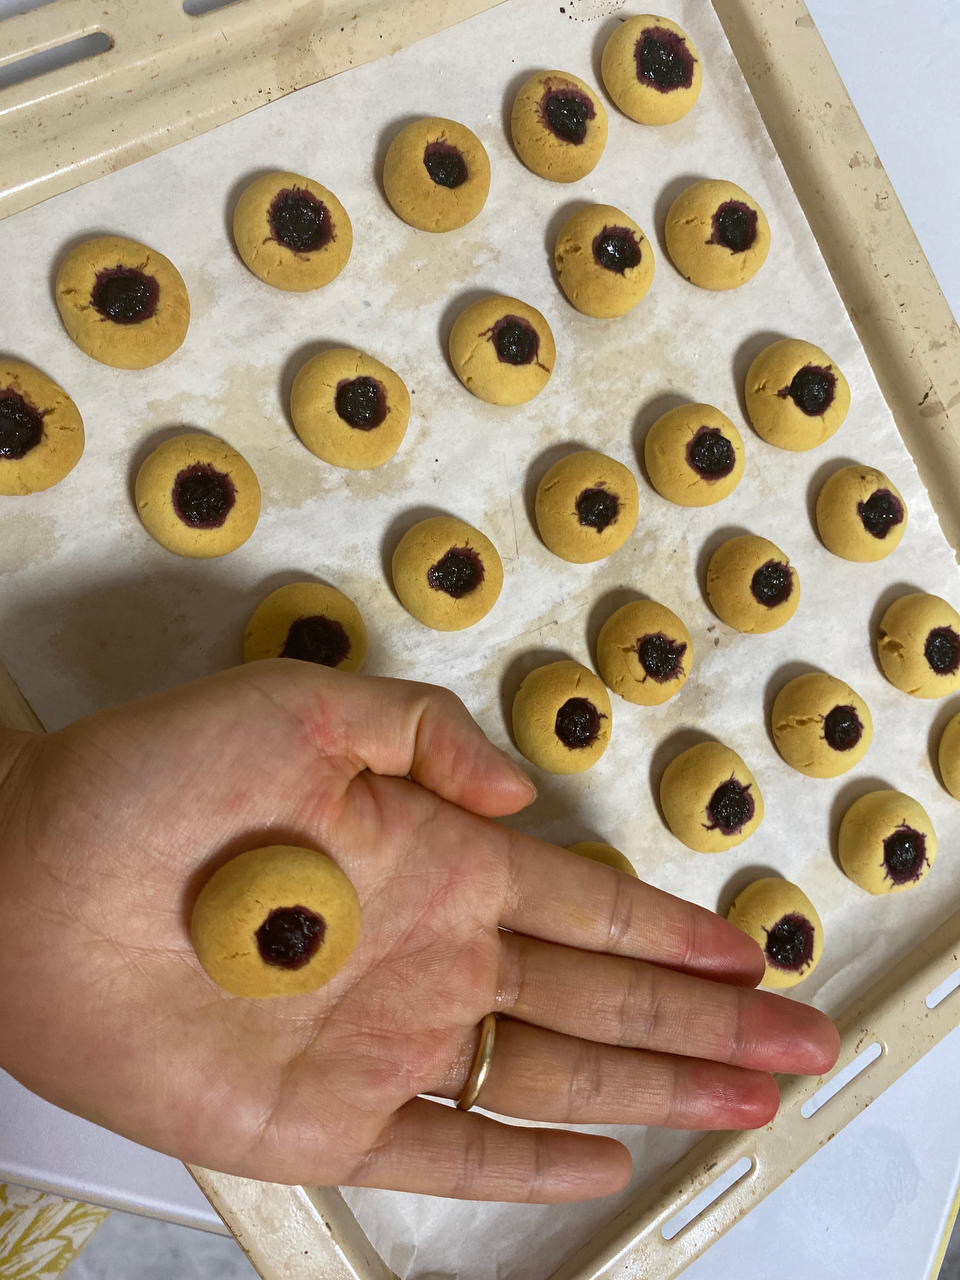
1 0 959 1275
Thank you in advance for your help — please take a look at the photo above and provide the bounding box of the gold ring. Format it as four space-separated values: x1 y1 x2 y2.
455 1013 497 1111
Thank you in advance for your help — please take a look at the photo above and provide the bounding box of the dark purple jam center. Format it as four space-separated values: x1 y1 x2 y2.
883 825 928 885
778 364 836 416
686 426 735 479
541 87 594 144
637 632 686 682
490 315 539 366
634 26 695 91
172 464 236 529
426 546 484 598
554 697 601 749
282 615 351 667
592 226 642 274
924 626 960 675
823 704 863 752
576 486 619 532
857 488 904 539
335 377 386 430
751 560 793 608
91 267 159 325
705 778 754 835
269 187 332 253
765 913 815 971
255 905 326 969
423 141 468 188
709 201 757 253
0 389 43 460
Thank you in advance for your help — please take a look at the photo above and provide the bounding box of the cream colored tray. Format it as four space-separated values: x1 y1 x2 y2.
2 1 960 1277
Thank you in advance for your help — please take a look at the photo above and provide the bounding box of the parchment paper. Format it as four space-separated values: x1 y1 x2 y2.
1 0 959 1276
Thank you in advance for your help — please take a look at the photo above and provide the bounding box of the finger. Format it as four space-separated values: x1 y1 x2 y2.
251 661 537 817
351 1096 632 1202
434 1018 781 1130
502 836 765 984
496 934 840 1076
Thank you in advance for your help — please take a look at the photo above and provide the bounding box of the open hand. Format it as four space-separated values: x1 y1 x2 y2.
0 662 838 1202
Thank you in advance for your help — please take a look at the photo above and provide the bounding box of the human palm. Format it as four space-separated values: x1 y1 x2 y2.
0 662 838 1202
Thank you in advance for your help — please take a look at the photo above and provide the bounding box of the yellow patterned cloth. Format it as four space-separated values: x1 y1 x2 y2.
0 1185 108 1278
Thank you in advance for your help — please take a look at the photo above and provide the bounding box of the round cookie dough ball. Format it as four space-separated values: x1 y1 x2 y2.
392 515 502 631
382 117 491 232
534 450 638 563
568 840 638 877
510 70 608 183
55 235 189 369
601 15 702 125
233 171 352 292
191 845 361 998
0 358 84 495
243 583 367 672
554 203 654 318
838 790 936 894
877 593 960 699
665 180 770 291
660 741 763 852
449 295 555 405
937 711 960 800
772 672 872 778
290 347 410 469
726 878 824 990
745 338 850 451
706 534 800 634
816 463 907 561
135 432 261 559
512 659 612 774
644 403 745 507
596 599 692 707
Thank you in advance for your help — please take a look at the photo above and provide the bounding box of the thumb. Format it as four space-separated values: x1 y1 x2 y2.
255 661 537 818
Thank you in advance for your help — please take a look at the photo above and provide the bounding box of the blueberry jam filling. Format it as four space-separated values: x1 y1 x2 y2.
634 26 695 92
268 187 332 253
686 426 735 479
541 86 594 144
335 377 387 430
426 546 484 598
592 226 642 274
172 464 236 529
575 486 619 532
705 778 754 835
489 315 540 366
423 141 468 188
924 626 960 675
636 632 686 682
857 488 904 539
255 905 326 969
0 389 43 460
823 704 863 752
709 200 758 254
750 560 793 608
764 913 815 971
554 697 601 749
777 364 836 416
91 267 159 324
883 824 928 885
282 615 351 667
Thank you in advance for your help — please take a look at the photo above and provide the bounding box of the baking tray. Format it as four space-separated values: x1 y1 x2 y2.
1 1 959 1277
